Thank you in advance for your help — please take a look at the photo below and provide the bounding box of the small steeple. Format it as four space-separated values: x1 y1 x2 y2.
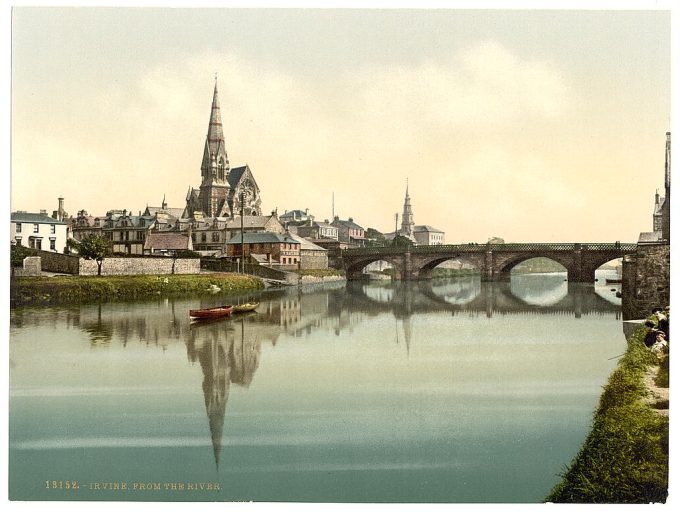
401 178 414 237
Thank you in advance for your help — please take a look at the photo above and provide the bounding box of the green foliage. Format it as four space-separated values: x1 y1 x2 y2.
365 228 387 247
297 268 345 278
68 235 111 275
390 235 414 247
545 324 668 503
10 273 264 306
10 244 38 267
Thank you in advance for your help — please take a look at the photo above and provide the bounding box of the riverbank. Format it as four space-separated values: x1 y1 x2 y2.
545 317 669 503
10 273 264 306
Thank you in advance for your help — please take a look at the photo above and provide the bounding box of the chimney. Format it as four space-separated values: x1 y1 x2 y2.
349 217 353 222
305 208 309 215
58 197 64 220
40 209 47 215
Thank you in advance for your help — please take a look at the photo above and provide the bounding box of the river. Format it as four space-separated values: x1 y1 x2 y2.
8 271 625 502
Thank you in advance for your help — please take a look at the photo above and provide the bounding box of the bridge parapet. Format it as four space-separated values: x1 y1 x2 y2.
342 242 636 282
343 243 636 257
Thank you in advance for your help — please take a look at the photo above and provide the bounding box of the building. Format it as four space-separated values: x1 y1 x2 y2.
640 132 671 243
331 216 365 247
101 210 155 255
384 183 445 245
296 218 339 241
11 211 69 252
225 232 300 267
280 209 313 227
413 225 445 245
287 232 329 269
183 80 262 219
143 233 193 256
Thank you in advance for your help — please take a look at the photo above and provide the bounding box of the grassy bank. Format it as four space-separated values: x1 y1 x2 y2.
545 320 669 503
10 273 264 306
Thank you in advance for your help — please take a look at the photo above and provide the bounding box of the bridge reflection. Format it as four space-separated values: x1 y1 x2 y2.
10 277 621 469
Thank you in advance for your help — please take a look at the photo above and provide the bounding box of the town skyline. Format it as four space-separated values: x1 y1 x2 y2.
11 7 671 243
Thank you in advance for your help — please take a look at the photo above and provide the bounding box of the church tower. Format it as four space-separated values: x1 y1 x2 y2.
400 180 415 238
199 79 231 217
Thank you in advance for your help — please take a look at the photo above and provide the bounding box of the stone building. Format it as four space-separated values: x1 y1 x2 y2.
183 80 262 219
287 232 329 269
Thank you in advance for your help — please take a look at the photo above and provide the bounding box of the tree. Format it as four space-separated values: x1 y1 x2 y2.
365 228 387 247
68 235 110 276
391 235 414 247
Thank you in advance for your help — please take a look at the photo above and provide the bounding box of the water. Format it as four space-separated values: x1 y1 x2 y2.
8 272 625 502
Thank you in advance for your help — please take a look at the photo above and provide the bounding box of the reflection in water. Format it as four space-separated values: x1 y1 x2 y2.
186 318 261 468
9 277 622 475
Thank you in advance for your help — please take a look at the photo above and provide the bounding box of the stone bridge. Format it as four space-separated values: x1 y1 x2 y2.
342 242 636 282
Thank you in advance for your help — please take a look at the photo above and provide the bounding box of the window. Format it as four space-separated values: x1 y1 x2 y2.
51 224 56 234
137 231 144 240
119 231 124 240
35 239 42 250
201 233 206 242
49 239 56 251
33 224 39 233
15 237 21 245
212 232 220 243
191 233 196 242
15 222 21 233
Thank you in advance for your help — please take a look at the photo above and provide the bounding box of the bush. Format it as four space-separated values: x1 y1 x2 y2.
10 244 38 267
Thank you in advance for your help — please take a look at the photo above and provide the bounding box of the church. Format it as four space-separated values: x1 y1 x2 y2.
183 80 262 219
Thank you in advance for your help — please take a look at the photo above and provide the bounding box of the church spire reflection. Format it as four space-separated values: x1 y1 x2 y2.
186 317 262 468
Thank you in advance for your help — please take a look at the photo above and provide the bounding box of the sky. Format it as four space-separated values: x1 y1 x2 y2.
10 6 672 243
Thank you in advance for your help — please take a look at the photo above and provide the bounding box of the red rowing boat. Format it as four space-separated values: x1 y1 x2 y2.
189 305 233 320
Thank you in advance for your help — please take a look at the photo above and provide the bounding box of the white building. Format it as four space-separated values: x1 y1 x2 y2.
413 225 445 245
11 211 70 253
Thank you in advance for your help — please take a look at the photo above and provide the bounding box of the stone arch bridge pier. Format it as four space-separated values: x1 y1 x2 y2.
342 243 636 282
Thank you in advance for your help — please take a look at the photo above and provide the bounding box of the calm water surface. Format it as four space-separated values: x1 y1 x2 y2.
9 273 625 502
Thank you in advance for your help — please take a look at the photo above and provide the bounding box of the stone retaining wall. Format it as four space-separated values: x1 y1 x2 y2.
622 243 670 320
79 257 200 276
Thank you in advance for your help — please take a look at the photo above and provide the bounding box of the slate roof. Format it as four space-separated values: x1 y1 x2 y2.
11 212 68 225
144 233 191 250
286 232 327 251
413 225 444 233
332 218 364 231
225 232 298 245
638 231 663 243
145 206 184 219
225 215 278 230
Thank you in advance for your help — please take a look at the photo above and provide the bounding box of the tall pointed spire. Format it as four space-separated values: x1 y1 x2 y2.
201 78 229 185
401 178 414 237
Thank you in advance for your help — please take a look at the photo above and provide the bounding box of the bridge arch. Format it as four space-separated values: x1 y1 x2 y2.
496 255 571 279
415 255 485 280
345 257 404 281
